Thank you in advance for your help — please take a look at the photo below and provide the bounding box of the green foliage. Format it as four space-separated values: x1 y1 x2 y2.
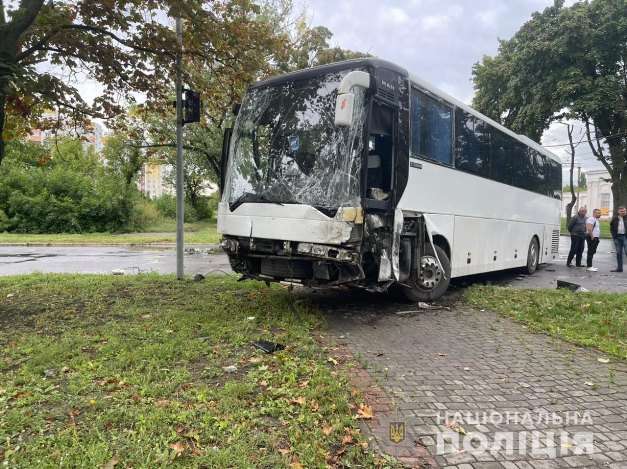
465 285 627 359
153 194 216 222
472 0 627 206
1 0 292 164
154 195 199 223
0 274 379 467
0 138 136 233
128 199 162 232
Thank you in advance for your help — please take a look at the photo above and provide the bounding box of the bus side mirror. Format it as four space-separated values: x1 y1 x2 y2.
334 71 371 127
335 93 355 127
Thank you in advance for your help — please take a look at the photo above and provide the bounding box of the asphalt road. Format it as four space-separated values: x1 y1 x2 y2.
1 237 626 292
0 246 232 277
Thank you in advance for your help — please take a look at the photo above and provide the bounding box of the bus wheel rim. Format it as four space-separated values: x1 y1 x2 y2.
419 256 442 289
530 242 537 266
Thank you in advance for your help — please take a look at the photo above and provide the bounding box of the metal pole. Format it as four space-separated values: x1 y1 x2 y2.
175 18 184 279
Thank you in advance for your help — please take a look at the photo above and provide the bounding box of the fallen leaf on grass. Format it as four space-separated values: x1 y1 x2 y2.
169 442 187 454
356 404 374 419
322 425 333 436
342 434 353 444
278 448 291 456
289 462 303 469
298 380 309 388
291 396 306 405
259 380 268 387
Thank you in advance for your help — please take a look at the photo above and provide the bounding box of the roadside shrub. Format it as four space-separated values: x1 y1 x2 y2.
0 159 135 233
0 209 10 232
193 197 214 220
129 199 162 231
154 195 198 222
154 195 177 219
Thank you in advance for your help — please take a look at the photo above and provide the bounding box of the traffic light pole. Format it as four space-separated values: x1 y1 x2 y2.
175 18 185 279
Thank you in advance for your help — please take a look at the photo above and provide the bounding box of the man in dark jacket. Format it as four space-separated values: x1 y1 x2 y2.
609 206 627 272
566 207 588 267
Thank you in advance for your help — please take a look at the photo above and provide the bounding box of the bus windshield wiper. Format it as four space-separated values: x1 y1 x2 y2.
229 192 284 211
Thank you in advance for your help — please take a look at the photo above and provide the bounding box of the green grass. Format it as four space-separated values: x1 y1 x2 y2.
0 275 384 468
465 286 627 359
560 217 611 238
0 219 220 245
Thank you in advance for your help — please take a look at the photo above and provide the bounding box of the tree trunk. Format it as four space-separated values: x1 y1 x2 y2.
564 124 577 223
611 174 627 212
606 138 627 212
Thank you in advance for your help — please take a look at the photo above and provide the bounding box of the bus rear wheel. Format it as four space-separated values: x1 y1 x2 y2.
524 237 539 275
400 245 451 302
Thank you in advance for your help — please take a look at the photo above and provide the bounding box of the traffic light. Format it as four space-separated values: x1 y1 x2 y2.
183 90 201 124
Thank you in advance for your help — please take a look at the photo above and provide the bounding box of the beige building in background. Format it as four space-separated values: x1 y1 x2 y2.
138 163 174 198
562 169 614 219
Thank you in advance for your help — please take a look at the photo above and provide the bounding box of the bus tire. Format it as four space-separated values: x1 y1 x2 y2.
524 237 539 275
400 244 451 302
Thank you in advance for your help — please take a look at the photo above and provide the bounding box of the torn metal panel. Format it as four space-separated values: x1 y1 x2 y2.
378 249 392 281
391 208 403 281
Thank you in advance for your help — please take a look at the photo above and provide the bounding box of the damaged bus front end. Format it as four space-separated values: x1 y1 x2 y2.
218 59 445 299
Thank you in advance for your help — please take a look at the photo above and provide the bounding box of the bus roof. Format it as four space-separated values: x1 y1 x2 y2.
250 58 561 164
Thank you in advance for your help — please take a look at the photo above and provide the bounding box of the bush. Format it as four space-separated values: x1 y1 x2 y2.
129 199 162 231
154 195 199 223
192 197 215 220
0 158 136 233
154 195 177 219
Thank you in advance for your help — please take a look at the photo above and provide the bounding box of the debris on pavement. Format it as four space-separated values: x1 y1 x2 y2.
111 269 125 275
557 280 589 292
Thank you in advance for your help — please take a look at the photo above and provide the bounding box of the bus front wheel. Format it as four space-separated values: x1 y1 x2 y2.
524 237 539 275
401 245 451 302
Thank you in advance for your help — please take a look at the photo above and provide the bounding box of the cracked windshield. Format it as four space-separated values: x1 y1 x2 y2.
225 70 367 211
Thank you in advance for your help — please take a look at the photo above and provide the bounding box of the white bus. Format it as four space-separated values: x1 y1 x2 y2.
218 59 562 301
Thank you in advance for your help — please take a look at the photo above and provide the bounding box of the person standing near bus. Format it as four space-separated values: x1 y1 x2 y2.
566 207 588 267
585 208 602 272
609 206 627 272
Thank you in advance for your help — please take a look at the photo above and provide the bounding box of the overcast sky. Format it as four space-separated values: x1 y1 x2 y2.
302 0 603 174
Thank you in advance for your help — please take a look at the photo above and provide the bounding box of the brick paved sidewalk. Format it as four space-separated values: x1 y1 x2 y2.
321 296 627 469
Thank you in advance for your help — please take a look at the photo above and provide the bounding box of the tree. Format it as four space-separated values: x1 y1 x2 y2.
0 0 287 165
472 0 627 209
119 8 368 190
